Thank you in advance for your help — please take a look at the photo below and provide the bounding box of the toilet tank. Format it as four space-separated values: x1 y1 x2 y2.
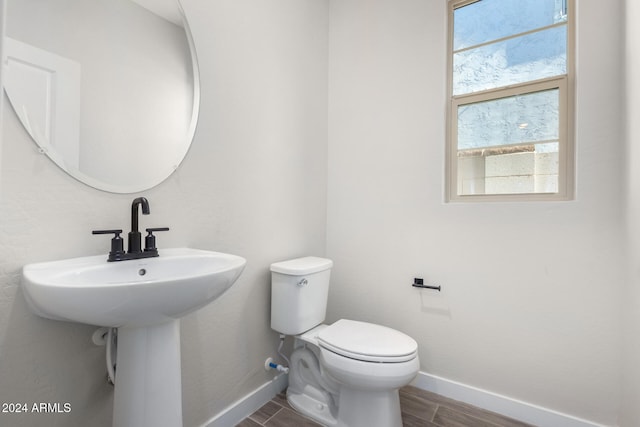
270 257 333 336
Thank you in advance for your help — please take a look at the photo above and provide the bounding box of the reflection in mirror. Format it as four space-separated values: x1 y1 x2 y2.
3 0 199 193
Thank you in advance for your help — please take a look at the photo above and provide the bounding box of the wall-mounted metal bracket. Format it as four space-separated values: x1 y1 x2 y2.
412 277 441 292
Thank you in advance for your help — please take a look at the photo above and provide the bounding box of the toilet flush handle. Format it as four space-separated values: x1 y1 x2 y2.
297 278 308 287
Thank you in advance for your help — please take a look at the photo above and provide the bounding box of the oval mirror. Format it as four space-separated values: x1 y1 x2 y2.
3 0 200 193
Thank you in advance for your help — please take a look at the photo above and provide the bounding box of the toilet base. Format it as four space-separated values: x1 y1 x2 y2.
288 388 338 426
287 386 403 427
287 346 338 425
336 387 402 427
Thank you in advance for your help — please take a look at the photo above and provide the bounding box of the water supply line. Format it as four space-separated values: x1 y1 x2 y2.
106 328 117 385
277 334 290 366
265 334 291 374
91 327 118 385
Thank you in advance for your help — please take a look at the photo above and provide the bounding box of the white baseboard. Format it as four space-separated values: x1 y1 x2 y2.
411 371 613 427
200 373 288 427
199 370 612 427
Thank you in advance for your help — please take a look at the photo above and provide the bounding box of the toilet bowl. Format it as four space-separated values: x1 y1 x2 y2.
270 257 419 427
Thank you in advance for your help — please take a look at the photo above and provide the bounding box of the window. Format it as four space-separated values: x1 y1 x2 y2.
447 0 574 201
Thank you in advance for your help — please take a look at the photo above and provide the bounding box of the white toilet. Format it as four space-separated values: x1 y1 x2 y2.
270 256 419 427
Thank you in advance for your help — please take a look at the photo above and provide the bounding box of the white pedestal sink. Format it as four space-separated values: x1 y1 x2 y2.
21 248 246 427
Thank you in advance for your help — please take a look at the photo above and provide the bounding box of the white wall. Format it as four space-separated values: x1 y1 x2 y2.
621 0 640 424
0 1 328 426
326 0 625 425
0 0 4 178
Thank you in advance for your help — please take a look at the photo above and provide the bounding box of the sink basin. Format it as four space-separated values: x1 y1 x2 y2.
21 247 246 327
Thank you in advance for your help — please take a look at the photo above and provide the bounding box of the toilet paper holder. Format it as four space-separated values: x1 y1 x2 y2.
412 278 441 292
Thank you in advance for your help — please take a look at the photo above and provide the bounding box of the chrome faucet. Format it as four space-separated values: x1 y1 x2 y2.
92 197 169 262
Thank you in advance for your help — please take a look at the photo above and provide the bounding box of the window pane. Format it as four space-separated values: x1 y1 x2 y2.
456 88 560 196
457 142 559 195
453 0 567 51
457 88 559 150
453 26 566 95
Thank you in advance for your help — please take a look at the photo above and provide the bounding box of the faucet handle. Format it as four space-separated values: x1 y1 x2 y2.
144 227 170 253
92 229 123 235
92 229 125 262
146 227 170 233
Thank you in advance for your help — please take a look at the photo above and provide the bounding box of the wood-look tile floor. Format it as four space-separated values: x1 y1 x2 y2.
236 385 536 427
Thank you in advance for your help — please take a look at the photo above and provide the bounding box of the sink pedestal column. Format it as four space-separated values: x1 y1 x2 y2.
113 319 183 427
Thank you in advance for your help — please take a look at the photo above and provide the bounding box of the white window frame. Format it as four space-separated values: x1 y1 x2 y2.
446 0 575 202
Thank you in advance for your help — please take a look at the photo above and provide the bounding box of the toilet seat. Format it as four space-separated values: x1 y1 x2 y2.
318 319 417 363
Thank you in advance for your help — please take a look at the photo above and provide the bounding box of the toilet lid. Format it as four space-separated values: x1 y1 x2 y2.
318 319 418 363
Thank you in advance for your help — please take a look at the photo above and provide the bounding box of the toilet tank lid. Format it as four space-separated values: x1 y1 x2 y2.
270 257 333 275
